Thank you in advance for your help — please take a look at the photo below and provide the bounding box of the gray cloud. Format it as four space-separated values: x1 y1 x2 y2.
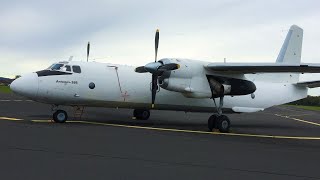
2 0 318 54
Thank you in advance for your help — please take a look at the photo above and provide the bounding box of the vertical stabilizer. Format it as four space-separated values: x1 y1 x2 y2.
276 25 303 64
275 25 303 83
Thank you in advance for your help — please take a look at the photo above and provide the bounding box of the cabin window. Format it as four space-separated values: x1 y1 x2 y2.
72 65 81 73
65 65 71 72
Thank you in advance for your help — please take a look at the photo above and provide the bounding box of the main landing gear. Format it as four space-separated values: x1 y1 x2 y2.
133 109 150 120
208 96 231 133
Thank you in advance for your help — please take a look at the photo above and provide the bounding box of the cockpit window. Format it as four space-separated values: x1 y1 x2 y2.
72 65 81 73
65 65 71 72
47 64 54 69
51 64 64 71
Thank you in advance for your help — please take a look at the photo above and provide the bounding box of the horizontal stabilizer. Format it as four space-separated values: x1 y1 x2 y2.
206 63 320 74
296 80 320 88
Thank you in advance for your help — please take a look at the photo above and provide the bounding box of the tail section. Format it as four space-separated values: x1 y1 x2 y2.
276 25 303 64
276 25 303 83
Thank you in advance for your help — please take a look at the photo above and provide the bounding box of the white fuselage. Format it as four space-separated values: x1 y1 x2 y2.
10 60 307 113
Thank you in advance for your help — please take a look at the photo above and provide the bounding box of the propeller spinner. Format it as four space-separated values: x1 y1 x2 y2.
135 29 180 108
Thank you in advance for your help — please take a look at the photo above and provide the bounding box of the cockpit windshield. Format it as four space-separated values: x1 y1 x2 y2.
45 63 80 74
50 64 64 71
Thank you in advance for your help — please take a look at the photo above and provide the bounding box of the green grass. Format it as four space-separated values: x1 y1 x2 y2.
0 85 11 93
285 104 320 111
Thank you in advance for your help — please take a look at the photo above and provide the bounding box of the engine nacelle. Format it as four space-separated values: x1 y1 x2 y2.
158 58 256 98
159 59 212 98
207 76 256 97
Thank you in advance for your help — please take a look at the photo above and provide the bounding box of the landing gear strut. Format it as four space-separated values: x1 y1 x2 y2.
133 109 150 120
208 96 231 133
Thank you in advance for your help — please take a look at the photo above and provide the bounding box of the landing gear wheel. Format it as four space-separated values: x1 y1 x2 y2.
217 115 230 133
208 114 219 131
133 109 150 120
53 110 68 123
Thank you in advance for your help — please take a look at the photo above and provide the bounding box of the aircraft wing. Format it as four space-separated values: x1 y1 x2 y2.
296 80 320 88
206 63 320 74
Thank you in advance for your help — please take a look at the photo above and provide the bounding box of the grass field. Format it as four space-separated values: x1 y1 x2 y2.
0 86 11 93
285 105 320 111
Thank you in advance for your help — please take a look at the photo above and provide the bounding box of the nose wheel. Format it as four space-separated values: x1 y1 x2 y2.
208 96 231 133
53 110 68 123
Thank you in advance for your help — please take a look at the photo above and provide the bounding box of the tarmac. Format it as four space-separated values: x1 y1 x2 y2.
0 92 320 180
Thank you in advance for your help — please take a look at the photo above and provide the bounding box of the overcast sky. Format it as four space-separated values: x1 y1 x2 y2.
1 0 320 94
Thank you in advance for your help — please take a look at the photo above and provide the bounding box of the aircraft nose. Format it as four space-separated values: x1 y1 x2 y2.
10 73 39 99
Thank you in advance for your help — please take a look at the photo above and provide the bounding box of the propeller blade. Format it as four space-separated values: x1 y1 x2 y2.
158 63 180 71
87 42 90 62
135 66 147 73
155 29 159 62
151 74 158 108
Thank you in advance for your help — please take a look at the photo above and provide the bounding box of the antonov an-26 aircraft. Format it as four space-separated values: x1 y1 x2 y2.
9 25 320 133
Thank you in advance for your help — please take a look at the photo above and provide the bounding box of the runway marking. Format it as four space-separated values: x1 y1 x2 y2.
275 114 320 127
0 100 33 102
0 116 23 121
284 113 314 117
0 115 319 140
31 120 52 123
28 119 320 140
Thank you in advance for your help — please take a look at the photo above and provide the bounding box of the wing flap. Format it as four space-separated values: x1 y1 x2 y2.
206 63 320 74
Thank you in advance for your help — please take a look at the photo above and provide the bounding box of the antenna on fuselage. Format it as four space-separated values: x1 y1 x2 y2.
68 56 73 61
87 42 90 62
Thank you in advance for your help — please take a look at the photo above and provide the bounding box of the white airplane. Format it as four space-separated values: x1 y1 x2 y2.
10 25 320 133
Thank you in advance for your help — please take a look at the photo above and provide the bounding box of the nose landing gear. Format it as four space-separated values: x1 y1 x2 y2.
53 110 68 123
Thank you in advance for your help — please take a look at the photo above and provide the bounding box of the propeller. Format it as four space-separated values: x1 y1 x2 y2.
135 29 180 108
87 42 90 62
151 29 160 108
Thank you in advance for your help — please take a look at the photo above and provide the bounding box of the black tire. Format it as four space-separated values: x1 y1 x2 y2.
217 115 230 133
53 110 68 123
208 114 219 131
133 109 139 118
133 109 150 120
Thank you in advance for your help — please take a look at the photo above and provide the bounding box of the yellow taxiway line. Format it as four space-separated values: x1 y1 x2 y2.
0 116 23 121
64 120 320 140
0 115 319 140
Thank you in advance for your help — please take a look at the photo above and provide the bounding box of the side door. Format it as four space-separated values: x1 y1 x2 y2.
67 65 82 102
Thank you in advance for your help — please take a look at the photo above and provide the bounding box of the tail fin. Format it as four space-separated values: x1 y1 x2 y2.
276 25 303 64
276 25 303 83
